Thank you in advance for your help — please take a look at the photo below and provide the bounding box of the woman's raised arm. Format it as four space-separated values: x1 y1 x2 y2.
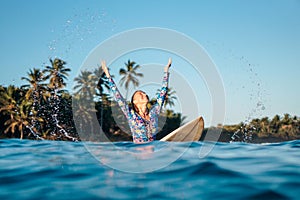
101 60 111 78
101 60 130 118
164 57 172 73
155 58 172 113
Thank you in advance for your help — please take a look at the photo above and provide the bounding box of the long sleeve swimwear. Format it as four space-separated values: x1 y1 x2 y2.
108 72 169 143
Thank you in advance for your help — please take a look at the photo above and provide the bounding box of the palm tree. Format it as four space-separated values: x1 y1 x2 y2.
282 113 292 125
3 100 43 139
0 86 21 117
43 58 71 139
93 66 112 128
21 68 46 99
21 68 49 117
44 58 71 91
119 60 143 98
73 70 96 99
250 118 261 133
72 94 97 136
260 117 270 136
164 87 177 108
0 86 42 139
21 68 48 137
93 66 111 99
270 114 281 133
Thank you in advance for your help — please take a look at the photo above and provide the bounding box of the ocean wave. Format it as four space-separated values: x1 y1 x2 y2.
0 139 299 199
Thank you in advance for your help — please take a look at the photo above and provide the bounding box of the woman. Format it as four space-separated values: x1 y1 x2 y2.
101 58 172 143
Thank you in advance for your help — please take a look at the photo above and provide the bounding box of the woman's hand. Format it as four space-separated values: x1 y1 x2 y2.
164 58 172 72
101 60 111 78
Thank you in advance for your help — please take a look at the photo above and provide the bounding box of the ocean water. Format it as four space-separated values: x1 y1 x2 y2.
1 139 300 200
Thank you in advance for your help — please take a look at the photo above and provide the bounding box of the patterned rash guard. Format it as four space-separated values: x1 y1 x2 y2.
108 72 169 143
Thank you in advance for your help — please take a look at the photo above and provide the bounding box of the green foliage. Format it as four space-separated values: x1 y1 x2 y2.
0 58 78 140
222 114 300 142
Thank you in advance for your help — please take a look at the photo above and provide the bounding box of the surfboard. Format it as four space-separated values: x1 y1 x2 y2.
160 116 204 142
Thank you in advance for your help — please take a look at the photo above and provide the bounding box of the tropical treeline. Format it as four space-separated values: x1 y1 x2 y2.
203 114 300 143
0 58 183 141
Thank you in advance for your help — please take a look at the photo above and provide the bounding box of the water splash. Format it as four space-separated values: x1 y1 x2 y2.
47 8 117 61
230 122 255 143
44 90 77 142
26 125 44 140
44 8 118 141
203 41 269 142
56 123 78 142
27 89 44 140
230 65 267 142
26 83 78 141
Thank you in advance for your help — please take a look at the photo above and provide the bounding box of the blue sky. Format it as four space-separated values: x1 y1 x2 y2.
0 0 299 125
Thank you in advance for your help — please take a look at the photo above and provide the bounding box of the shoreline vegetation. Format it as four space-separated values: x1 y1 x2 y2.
1 58 299 143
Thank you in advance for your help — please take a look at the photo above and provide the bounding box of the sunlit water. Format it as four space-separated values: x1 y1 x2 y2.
1 139 300 200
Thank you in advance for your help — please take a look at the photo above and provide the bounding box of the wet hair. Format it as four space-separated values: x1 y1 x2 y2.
131 90 149 114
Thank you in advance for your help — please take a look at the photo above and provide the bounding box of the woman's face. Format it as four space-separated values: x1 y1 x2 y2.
132 91 149 104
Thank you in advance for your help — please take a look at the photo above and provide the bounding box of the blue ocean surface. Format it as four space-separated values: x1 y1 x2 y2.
1 139 300 200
